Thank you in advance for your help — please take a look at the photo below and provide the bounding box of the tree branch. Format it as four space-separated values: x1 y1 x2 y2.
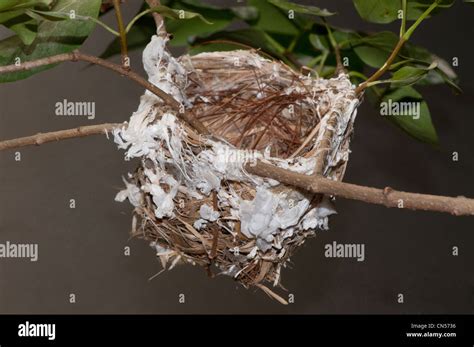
0 124 472 216
354 37 406 94
246 161 474 216
1 0 470 217
0 51 209 135
145 0 167 36
0 123 120 151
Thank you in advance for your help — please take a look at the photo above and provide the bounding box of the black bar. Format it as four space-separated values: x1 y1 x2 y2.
0 315 471 346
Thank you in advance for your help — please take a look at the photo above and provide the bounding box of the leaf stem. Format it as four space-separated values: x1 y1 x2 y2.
323 18 344 74
403 1 439 40
125 8 153 33
318 51 329 75
400 0 407 37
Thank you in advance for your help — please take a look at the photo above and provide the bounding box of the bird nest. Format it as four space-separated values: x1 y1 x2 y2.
113 35 359 302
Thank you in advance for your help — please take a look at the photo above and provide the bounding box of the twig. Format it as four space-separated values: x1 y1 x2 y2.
323 19 344 75
0 123 120 151
246 161 474 216
1 0 469 217
145 0 166 36
112 0 129 68
255 283 288 305
355 38 406 94
1 125 472 216
355 1 439 94
400 0 407 37
0 51 209 135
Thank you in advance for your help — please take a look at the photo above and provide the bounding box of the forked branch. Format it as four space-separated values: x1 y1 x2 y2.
112 0 129 68
1 0 472 217
0 51 208 134
355 0 440 94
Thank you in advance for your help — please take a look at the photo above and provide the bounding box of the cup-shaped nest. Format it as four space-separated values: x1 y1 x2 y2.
114 38 359 300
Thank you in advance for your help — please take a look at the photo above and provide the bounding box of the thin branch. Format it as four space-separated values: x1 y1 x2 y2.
112 0 129 68
0 51 209 135
400 0 407 37
0 123 120 151
355 1 439 95
145 0 166 36
323 18 344 75
246 161 474 216
0 125 472 216
0 0 468 218
355 37 406 94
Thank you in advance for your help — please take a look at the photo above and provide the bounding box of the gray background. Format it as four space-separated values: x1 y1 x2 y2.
0 0 473 314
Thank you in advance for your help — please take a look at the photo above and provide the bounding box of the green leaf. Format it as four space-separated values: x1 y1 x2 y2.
309 33 329 52
352 31 399 68
246 0 299 36
353 0 455 24
25 9 68 22
350 31 457 92
0 0 53 13
0 1 24 12
229 6 258 21
352 31 399 51
390 62 437 86
406 0 455 19
267 0 335 17
7 18 38 45
398 43 460 92
165 1 237 46
0 0 101 83
352 0 399 24
354 45 391 68
0 0 55 44
381 86 438 145
147 5 212 25
0 9 26 24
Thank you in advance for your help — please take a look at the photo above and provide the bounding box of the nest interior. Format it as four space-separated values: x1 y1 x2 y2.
185 51 321 158
116 45 359 301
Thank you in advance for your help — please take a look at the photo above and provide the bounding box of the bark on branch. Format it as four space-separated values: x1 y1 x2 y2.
246 161 474 216
0 16 471 217
145 0 167 36
0 51 208 134
0 123 120 151
0 124 472 216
